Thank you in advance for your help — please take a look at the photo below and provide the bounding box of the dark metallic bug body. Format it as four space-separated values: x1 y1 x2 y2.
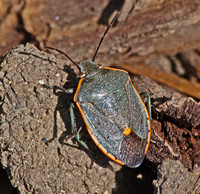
74 60 151 168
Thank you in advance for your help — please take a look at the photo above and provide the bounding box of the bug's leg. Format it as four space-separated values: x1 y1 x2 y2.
42 84 74 94
140 92 152 121
140 93 163 145
69 103 90 151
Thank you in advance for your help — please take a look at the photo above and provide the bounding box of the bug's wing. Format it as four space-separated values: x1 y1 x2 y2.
126 80 150 140
115 80 150 167
79 102 124 157
117 132 147 168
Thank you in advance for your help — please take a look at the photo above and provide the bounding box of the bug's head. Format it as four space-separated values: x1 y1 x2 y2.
80 60 101 77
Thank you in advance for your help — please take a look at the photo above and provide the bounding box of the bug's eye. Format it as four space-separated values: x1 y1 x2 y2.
97 64 102 68
80 73 86 78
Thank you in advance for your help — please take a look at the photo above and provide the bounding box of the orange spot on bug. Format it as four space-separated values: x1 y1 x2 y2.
123 128 131 136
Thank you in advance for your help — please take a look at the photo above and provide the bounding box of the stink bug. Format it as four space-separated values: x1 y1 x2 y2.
46 12 151 168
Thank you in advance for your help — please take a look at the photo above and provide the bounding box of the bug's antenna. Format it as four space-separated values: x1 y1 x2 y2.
92 12 120 62
45 46 81 72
